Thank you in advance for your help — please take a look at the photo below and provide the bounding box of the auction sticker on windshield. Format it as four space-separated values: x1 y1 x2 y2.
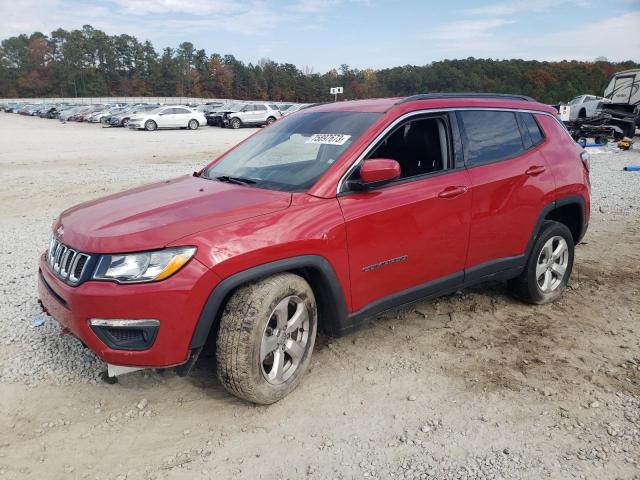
306 134 351 145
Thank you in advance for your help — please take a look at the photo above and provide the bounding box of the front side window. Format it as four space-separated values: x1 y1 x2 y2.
366 117 449 179
174 108 190 114
203 111 381 192
457 110 524 165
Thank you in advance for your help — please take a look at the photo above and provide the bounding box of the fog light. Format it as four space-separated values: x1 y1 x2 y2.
89 319 159 351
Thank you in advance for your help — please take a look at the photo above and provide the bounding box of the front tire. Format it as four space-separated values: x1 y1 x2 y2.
122 118 130 127
144 120 157 131
230 117 241 129
216 273 317 404
508 220 574 304
188 119 199 130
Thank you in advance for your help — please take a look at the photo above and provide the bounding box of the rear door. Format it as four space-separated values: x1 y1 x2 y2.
172 107 191 127
338 113 471 312
457 109 554 279
254 104 268 124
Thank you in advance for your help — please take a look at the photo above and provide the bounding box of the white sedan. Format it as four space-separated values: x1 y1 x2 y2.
128 106 207 131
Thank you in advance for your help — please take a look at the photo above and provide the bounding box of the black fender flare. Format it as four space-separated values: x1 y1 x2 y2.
525 194 587 258
189 255 349 349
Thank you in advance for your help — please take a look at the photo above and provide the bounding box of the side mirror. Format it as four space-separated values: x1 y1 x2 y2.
359 158 401 187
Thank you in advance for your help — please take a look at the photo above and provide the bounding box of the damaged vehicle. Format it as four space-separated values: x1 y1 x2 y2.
38 94 590 404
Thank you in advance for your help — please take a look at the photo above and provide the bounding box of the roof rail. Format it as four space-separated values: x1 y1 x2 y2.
396 93 536 105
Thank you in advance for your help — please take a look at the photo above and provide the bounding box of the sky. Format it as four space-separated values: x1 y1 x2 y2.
1 0 639 72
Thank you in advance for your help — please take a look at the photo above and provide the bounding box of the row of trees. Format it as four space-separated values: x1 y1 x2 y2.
1 25 638 104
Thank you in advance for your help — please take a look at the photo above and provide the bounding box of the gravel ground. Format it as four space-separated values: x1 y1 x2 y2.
588 143 640 215
0 113 639 479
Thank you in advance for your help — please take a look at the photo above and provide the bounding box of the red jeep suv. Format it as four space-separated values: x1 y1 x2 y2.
38 94 590 404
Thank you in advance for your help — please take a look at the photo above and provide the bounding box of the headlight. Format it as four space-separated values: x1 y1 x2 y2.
93 247 196 283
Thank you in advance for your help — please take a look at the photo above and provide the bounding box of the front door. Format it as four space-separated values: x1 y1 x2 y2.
338 114 471 312
157 108 175 127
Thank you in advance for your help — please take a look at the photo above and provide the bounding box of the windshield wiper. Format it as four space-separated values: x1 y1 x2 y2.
214 175 256 186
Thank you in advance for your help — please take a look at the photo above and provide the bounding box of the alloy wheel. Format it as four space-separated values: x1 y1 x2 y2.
260 295 310 385
536 235 569 293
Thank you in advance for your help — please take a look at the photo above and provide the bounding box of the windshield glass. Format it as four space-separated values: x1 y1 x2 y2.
203 111 381 192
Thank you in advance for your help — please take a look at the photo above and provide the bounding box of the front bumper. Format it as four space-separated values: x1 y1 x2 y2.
37 253 220 368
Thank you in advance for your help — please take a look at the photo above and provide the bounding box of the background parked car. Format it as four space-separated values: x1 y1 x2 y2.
58 106 88 121
205 102 243 126
127 106 207 131
566 95 611 120
225 102 282 128
107 104 158 127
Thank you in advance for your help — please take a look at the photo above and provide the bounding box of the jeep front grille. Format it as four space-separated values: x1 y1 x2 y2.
47 238 91 285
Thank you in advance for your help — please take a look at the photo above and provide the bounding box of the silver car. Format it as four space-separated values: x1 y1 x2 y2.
226 103 282 128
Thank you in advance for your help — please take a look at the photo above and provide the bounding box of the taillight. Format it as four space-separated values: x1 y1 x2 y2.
580 151 590 172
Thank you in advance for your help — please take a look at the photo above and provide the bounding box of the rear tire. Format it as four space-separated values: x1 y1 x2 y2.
266 116 276 125
508 220 574 305
188 119 199 130
230 117 241 129
216 273 317 404
144 120 157 131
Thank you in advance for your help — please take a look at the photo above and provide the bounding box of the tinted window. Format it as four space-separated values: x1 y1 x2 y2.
174 108 190 114
242 105 254 112
458 111 524 165
367 117 448 179
255 104 268 111
521 113 543 146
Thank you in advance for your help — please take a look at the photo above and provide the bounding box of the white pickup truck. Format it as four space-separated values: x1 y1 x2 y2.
564 94 610 121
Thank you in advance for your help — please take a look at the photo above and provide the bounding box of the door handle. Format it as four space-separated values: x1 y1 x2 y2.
438 186 468 199
525 165 546 176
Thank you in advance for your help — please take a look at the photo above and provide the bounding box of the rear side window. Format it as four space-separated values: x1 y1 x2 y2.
457 111 524 165
518 113 544 148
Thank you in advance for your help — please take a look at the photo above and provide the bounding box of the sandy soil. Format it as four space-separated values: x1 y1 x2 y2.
0 113 639 479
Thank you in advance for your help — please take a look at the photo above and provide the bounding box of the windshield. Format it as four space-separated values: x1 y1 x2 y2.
203 111 381 192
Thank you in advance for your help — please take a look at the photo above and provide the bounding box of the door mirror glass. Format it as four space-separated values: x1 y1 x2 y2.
359 158 401 186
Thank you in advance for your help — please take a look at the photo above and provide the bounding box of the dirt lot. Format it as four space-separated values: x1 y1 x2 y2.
0 113 639 479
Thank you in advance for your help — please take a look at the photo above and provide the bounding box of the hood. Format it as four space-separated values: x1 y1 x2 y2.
54 175 292 253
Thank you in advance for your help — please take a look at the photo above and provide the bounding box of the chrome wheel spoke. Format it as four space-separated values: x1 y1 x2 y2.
552 241 567 260
551 262 566 277
272 297 290 330
285 304 307 334
536 260 547 279
285 339 304 364
269 349 285 382
541 270 553 291
260 334 278 361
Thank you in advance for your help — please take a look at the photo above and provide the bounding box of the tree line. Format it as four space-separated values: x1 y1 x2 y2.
1 25 638 104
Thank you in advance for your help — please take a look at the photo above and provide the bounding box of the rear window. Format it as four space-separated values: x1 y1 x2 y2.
457 110 525 165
